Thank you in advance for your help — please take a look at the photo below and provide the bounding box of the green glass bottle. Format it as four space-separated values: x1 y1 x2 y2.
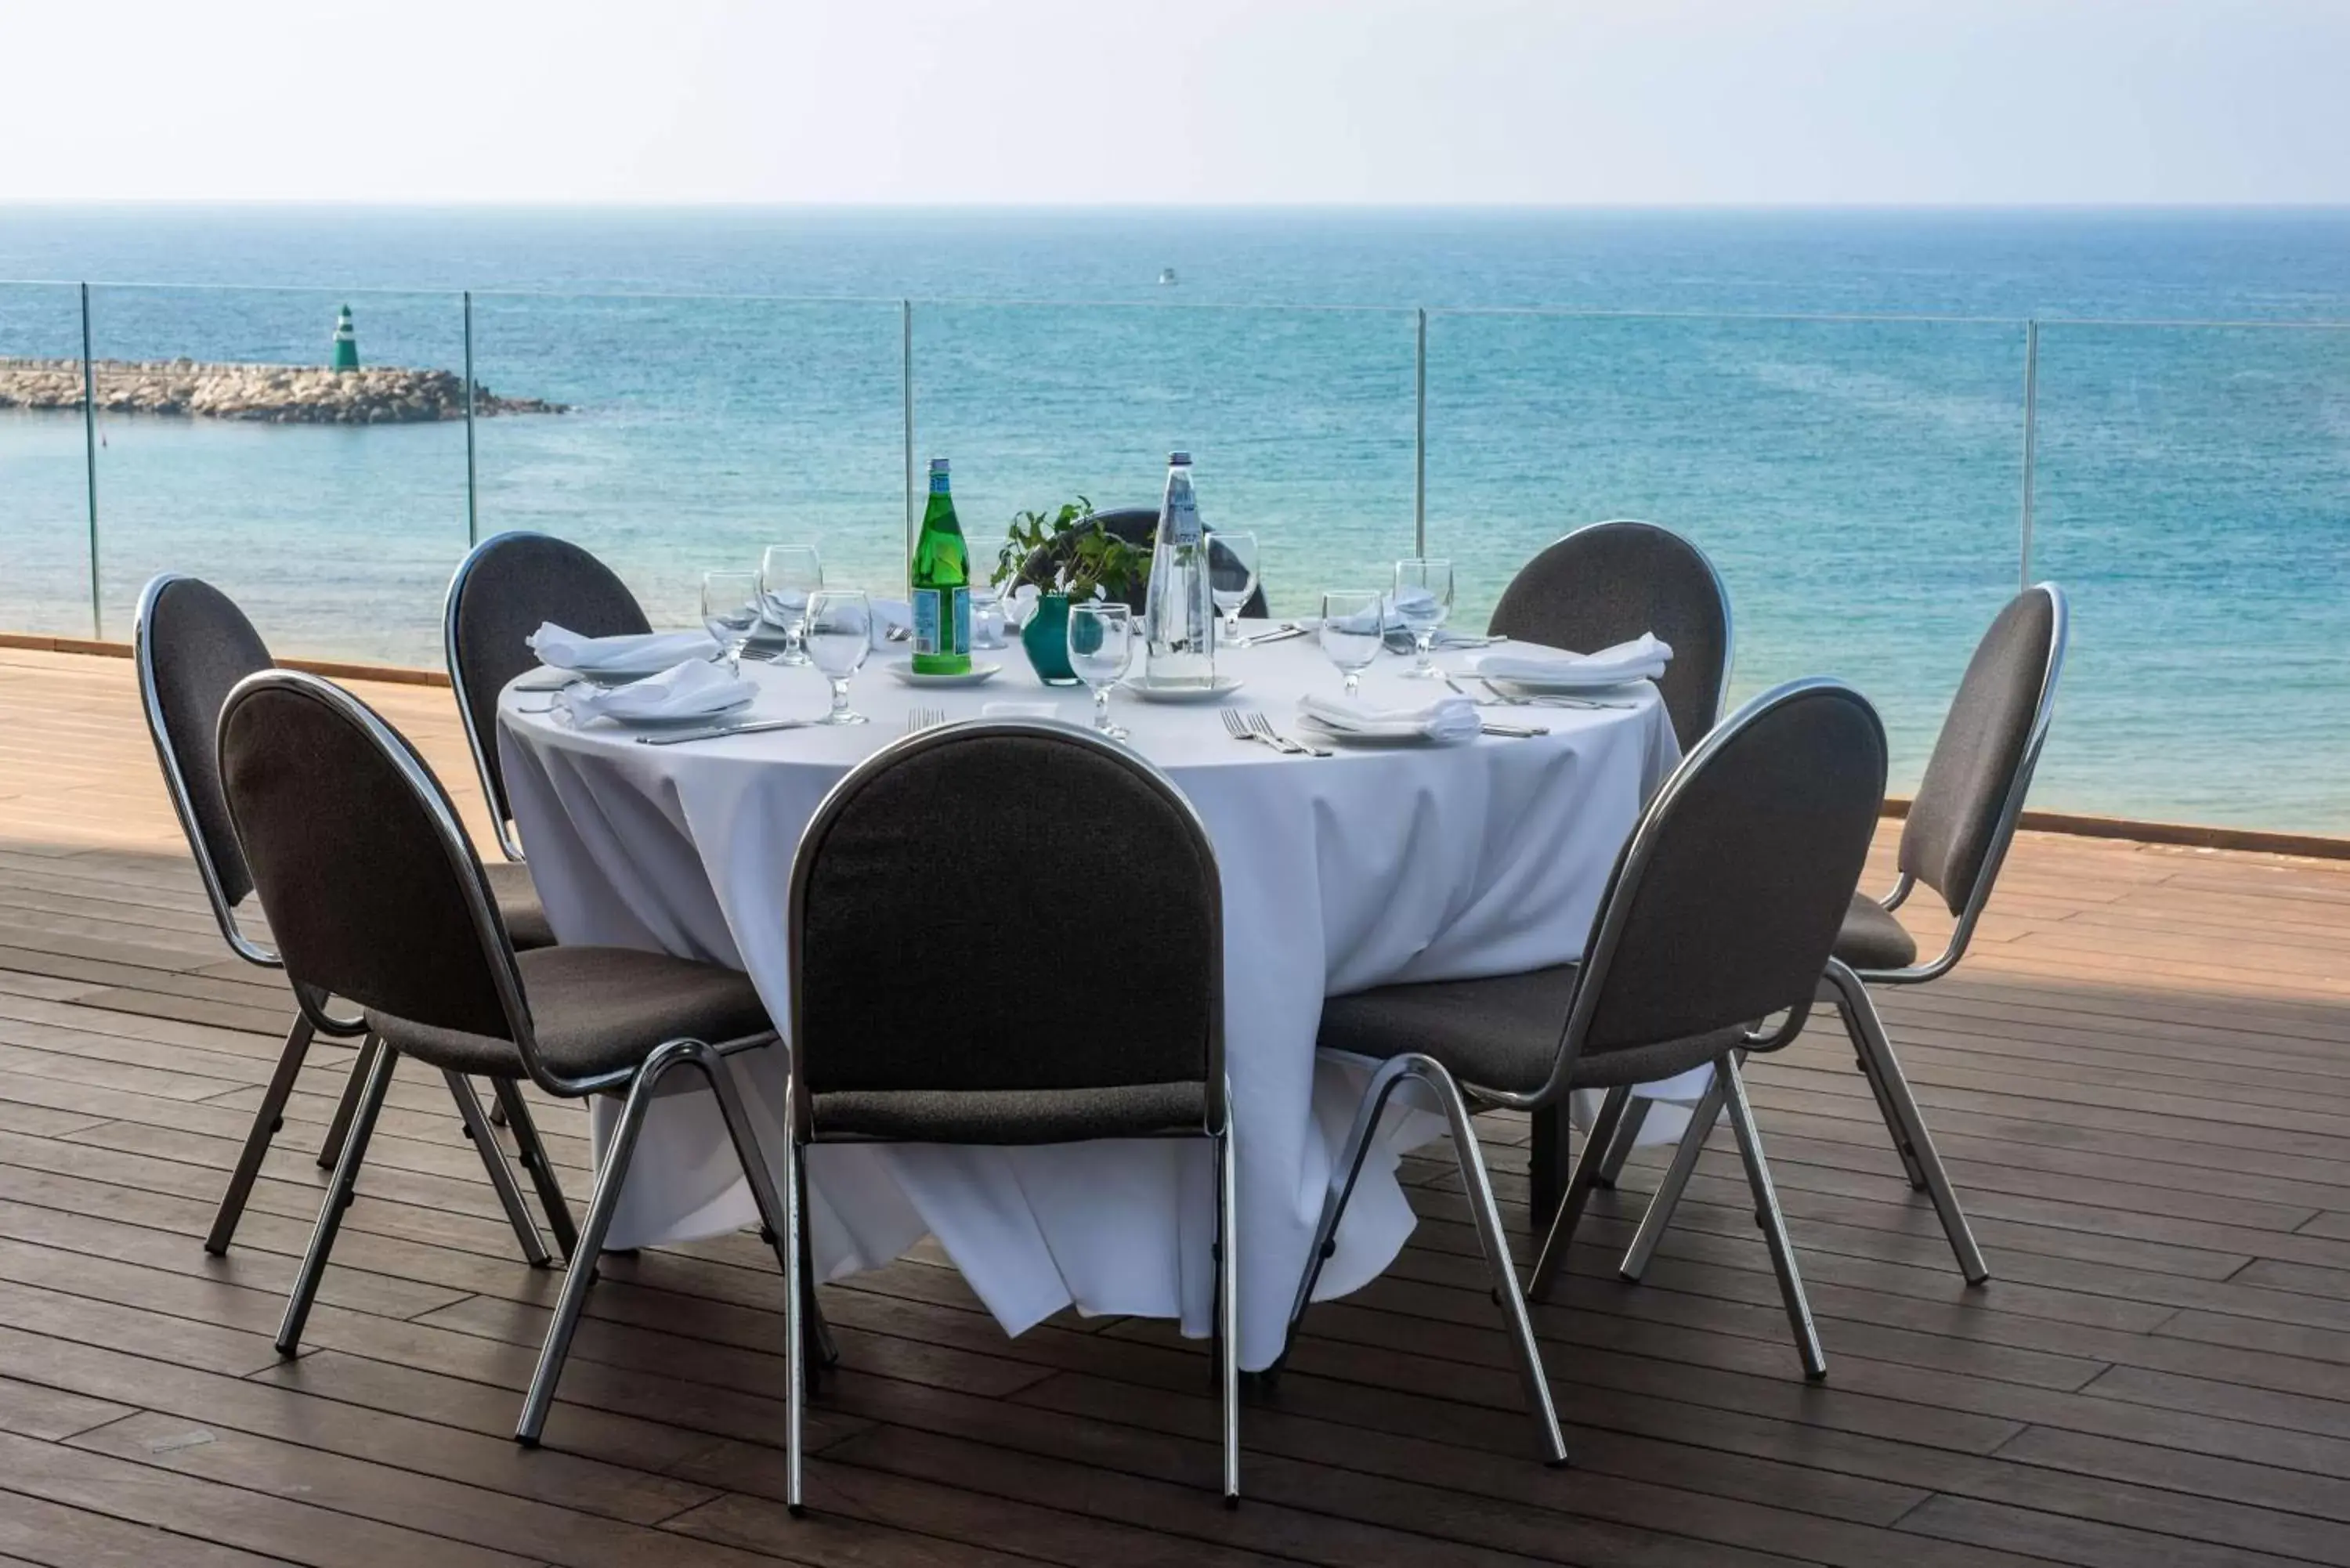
910 457 972 675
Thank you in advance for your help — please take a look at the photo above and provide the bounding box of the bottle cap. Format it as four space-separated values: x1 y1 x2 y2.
1167 451 1191 466
929 457 950 474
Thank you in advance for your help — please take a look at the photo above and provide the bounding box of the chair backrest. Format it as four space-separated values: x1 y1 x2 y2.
216 669 533 1072
1549 679 1887 1097
1488 520 1733 753
134 573 276 960
1016 507 1268 618
788 720 1224 1133
1900 583 2067 920
445 531 651 856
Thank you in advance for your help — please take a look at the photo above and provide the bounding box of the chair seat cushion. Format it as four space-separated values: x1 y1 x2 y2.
1835 893 1918 972
483 860 557 951
367 945 771 1082
1316 965 1741 1096
810 1082 1209 1144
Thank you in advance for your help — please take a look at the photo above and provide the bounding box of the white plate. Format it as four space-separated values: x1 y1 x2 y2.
546 657 718 687
587 692 758 728
884 659 1003 688
1480 670 1654 695
1119 675 1245 704
1295 714 1473 748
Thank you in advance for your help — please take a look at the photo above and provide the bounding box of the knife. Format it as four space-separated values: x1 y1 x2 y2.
636 718 815 746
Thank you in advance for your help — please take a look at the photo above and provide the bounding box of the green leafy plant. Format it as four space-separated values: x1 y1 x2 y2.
992 497 1148 603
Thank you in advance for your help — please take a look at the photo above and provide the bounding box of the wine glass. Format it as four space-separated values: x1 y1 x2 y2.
759 545 823 667
1209 531 1260 645
1392 558 1455 680
1068 602 1134 739
700 570 763 677
804 588 873 725
1318 589 1383 698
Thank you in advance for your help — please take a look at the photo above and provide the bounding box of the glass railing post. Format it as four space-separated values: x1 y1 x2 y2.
2019 317 2038 589
1414 306 1428 558
79 282 101 640
901 298 915 594
463 291 479 548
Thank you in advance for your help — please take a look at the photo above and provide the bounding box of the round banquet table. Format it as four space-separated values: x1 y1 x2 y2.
497 625 1682 1371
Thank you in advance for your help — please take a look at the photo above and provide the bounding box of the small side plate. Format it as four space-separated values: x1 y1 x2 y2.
1119 674 1246 704
884 659 1003 688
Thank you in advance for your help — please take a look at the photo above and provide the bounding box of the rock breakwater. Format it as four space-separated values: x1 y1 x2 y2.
0 358 567 424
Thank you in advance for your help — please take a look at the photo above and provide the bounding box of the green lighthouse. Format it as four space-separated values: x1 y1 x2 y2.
331 304 359 371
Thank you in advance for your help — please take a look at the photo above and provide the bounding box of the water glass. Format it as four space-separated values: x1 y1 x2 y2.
1068 602 1134 739
759 544 823 666
804 589 873 725
700 570 763 676
1393 558 1455 679
1318 589 1383 697
1209 530 1260 645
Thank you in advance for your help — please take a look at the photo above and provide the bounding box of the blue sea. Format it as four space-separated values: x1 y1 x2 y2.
2 207 2346 829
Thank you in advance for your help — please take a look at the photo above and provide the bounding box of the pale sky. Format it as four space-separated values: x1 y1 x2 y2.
2 0 2346 205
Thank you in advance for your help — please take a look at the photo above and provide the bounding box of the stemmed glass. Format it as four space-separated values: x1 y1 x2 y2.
759 545 823 667
804 589 873 724
1392 558 1455 680
1068 602 1134 739
1209 531 1260 645
1318 589 1383 698
700 570 763 677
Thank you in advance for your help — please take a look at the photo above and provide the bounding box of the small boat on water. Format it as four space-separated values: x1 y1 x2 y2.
1158 267 1178 286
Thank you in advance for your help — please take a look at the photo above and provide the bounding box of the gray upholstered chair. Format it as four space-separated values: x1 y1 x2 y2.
1015 506 1268 618
214 668 791 1445
134 573 562 1260
1616 584 2067 1288
1487 522 1737 1211
1282 678 1889 1462
780 720 1238 1510
445 530 652 865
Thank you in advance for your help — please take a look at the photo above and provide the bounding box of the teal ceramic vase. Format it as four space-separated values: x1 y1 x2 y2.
1020 592 1079 685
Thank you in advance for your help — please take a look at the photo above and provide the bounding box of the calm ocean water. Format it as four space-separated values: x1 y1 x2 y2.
2 207 2345 829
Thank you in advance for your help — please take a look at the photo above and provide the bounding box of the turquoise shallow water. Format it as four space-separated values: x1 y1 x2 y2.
1 208 2345 829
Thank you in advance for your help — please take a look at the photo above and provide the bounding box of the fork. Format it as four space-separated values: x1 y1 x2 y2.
1221 708 1300 755
1246 710 1332 757
906 706 946 734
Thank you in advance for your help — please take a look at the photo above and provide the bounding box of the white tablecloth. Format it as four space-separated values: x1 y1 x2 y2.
497 628 1680 1370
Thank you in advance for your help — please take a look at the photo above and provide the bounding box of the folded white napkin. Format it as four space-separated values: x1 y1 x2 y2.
556 659 756 724
1298 692 1483 742
1473 633 1672 685
1327 587 1436 636
980 700 1063 721
529 623 720 672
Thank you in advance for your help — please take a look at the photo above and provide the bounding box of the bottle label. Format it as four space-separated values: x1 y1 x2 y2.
913 588 940 655
1165 490 1202 547
950 587 971 654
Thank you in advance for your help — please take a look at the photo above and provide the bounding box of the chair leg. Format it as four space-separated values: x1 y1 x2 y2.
1824 963 1988 1284
317 1032 381 1170
1832 991 1929 1191
1618 1073 1726 1281
1591 1096 1650 1190
1719 1055 1827 1380
1277 1055 1417 1372
491 1079 580 1262
516 1060 671 1446
1526 1086 1629 1301
206 1011 317 1255
1216 1115 1241 1507
446 1072 548 1268
1423 1062 1569 1466
276 1042 397 1355
794 1154 839 1371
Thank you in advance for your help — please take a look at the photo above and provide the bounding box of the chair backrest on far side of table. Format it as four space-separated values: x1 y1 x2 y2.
445 531 652 858
133 573 277 960
1898 583 2069 928
1488 519 1733 755
1547 678 1889 1099
787 720 1225 1139
217 668 530 1062
1017 507 1269 619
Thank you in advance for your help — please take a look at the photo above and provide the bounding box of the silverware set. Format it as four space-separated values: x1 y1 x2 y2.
634 717 816 746
1220 709 1332 757
906 707 948 734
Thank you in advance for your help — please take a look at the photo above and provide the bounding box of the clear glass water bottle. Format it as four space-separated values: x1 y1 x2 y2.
1143 452 1217 688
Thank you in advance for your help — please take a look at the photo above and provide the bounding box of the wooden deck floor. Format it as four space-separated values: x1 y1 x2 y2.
5 642 2350 1566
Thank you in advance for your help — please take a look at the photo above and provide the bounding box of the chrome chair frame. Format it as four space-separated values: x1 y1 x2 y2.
1283 679 1870 1463
135 574 546 1258
217 670 787 1445
1613 585 2068 1288
779 721 1239 1512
